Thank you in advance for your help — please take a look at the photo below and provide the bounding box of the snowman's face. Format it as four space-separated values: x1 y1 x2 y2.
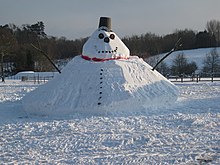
82 28 130 61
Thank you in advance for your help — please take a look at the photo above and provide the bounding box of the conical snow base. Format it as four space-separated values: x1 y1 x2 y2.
22 56 178 116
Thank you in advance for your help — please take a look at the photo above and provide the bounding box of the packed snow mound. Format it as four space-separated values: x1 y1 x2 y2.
22 55 178 116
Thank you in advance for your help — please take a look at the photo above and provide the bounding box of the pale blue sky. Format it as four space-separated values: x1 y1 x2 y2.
1 0 220 39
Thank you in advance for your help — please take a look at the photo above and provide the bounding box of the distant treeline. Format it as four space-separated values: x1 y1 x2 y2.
123 20 220 58
0 22 87 72
0 20 220 73
123 28 218 58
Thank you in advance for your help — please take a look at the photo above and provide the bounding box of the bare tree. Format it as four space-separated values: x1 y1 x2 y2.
202 48 220 74
0 25 17 81
206 20 220 46
171 53 197 76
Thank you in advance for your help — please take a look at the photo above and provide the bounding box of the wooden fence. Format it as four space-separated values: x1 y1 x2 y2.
168 74 220 83
7 75 55 84
6 73 220 84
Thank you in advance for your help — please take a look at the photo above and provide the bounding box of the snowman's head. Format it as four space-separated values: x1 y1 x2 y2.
82 17 130 61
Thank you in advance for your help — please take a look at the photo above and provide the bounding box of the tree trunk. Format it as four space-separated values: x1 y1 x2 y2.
1 52 5 82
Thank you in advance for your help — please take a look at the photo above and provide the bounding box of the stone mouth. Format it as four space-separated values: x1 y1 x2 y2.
96 47 118 54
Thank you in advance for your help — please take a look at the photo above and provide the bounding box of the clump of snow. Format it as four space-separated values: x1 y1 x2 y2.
0 81 37 103
22 55 178 116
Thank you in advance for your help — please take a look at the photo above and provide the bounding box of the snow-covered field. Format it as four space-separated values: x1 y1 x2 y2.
0 80 219 164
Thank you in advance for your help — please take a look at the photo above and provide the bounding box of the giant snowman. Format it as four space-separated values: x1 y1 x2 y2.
22 17 178 116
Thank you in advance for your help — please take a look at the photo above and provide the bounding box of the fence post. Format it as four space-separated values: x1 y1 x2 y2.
33 76 35 84
38 74 40 84
211 73 214 82
180 74 184 83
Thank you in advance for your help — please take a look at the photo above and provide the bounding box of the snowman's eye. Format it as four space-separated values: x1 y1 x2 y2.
98 33 104 39
110 34 115 40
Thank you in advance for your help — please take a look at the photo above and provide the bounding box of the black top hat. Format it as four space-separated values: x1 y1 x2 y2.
98 17 112 30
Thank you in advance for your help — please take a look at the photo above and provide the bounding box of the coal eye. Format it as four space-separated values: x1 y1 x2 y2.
110 34 115 40
98 33 104 39
104 37 110 43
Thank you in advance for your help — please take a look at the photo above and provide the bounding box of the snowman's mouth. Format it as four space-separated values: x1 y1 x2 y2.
97 47 118 54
